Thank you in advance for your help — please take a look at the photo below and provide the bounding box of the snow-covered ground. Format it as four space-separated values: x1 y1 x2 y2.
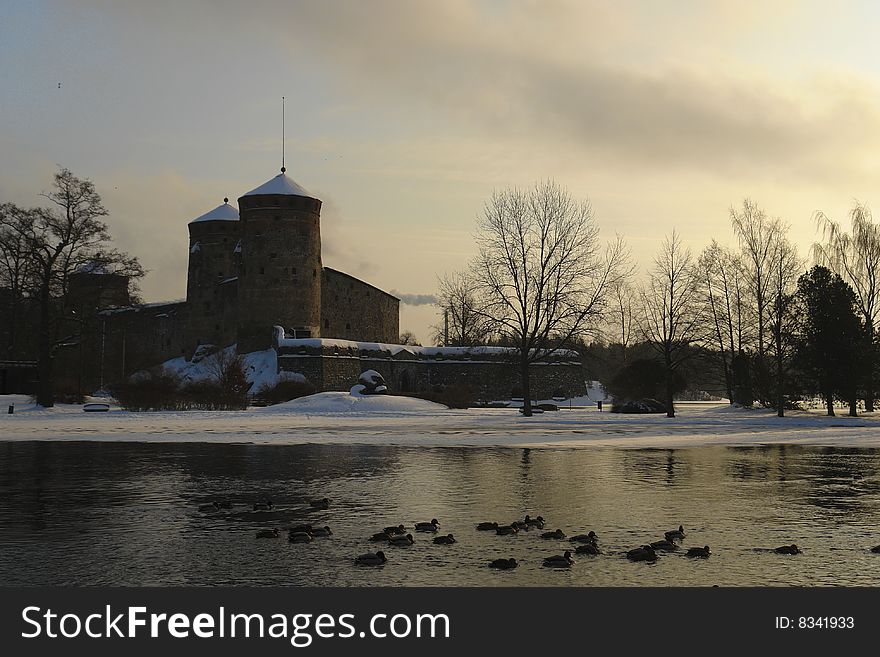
3 393 880 448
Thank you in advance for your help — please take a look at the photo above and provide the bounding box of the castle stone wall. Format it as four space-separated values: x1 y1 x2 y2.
321 268 399 343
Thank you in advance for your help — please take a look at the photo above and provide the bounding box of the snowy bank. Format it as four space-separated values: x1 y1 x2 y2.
4 397 880 449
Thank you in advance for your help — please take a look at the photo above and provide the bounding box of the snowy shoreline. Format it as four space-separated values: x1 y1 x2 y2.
3 394 880 449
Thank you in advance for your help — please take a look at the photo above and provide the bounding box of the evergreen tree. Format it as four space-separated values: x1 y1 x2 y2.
795 266 863 416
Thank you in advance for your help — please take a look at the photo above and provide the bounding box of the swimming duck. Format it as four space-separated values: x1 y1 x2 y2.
570 531 598 545
774 544 802 555
477 522 499 531
650 539 679 552
415 519 440 532
664 525 685 541
686 546 711 558
370 531 391 542
383 525 407 536
287 523 312 534
543 550 575 568
525 515 545 528
253 499 274 511
309 497 330 510
256 528 279 539
389 533 415 546
626 545 658 562
541 529 566 540
355 551 387 566
199 500 233 512
288 531 313 543
433 534 456 545
575 543 600 555
488 558 518 570
310 526 333 537
496 524 518 536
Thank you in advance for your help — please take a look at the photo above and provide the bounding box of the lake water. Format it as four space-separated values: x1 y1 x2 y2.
1 441 879 586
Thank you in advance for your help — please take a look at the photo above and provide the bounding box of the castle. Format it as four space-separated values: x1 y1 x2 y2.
1 167 586 401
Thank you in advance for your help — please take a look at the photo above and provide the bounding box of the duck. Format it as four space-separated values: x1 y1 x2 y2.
541 529 566 540
664 525 685 541
199 500 232 512
433 534 456 545
525 515 545 528
650 539 679 552
389 533 415 546
288 531 313 543
355 551 387 566
496 524 518 536
415 519 440 532
686 546 711 558
871 545 880 554
383 524 407 536
488 558 518 570
309 497 330 510
477 522 499 531
774 544 802 555
255 528 279 539
543 550 575 568
569 531 598 545
626 545 658 562
370 531 391 542
575 543 600 555
287 523 312 534
253 499 274 511
310 526 333 537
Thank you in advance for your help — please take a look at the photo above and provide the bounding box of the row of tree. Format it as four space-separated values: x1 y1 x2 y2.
435 182 879 418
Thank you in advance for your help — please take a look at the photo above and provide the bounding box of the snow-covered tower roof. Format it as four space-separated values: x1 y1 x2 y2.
189 198 239 224
242 171 315 199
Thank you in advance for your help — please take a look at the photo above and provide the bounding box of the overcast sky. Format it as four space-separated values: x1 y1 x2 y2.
3 0 880 344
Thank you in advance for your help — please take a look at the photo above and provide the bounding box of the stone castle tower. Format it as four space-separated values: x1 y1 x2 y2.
186 199 240 350
236 170 323 351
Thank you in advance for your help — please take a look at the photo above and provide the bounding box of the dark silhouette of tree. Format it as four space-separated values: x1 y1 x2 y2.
813 202 880 412
795 266 863 416
470 180 629 416
639 231 701 418
431 272 493 346
0 168 143 407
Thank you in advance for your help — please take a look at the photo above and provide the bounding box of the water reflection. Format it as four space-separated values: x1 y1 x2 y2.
1 442 879 586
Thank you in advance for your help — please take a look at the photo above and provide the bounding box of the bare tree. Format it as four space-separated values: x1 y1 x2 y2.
431 271 494 346
398 330 421 346
730 199 786 358
607 280 636 366
0 203 36 358
766 230 801 417
639 231 701 418
0 168 143 407
696 241 749 403
813 202 880 411
471 180 629 416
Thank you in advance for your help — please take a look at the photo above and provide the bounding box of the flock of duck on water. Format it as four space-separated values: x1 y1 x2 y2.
202 497 880 568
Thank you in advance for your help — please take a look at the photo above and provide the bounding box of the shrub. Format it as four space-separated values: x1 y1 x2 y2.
111 368 185 411
605 358 686 402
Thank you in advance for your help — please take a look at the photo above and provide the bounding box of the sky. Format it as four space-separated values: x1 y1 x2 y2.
3 0 880 345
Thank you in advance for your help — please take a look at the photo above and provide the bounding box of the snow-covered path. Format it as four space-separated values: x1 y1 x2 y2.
3 394 880 448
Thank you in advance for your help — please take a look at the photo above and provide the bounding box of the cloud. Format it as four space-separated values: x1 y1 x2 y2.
391 291 438 306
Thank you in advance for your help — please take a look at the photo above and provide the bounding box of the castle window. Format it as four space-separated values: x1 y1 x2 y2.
313 269 317 278
345 322 351 330
218 272 223 278
292 267 297 275
259 267 265 275
270 253 277 259
215 324 220 331
324 319 329 329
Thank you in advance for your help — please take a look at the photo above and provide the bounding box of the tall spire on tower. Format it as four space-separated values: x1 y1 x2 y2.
281 95 286 174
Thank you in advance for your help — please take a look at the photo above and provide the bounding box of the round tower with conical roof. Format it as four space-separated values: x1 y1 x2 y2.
186 198 241 351
236 170 322 351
